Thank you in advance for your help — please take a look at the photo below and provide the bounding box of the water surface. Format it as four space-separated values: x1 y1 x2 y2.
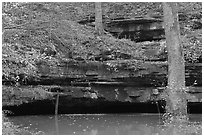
8 113 202 135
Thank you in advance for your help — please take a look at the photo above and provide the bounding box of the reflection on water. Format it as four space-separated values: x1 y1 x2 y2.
8 113 202 135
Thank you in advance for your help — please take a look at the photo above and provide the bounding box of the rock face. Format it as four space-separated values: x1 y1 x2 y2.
79 16 165 42
35 59 201 87
105 17 165 42
2 59 202 115
2 17 202 115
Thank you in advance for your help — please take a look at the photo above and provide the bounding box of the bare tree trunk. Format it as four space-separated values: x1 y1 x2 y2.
55 90 59 115
95 2 103 35
163 2 187 120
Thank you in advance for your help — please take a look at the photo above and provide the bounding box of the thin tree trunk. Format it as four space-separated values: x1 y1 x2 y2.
163 2 187 119
55 90 59 115
95 2 103 35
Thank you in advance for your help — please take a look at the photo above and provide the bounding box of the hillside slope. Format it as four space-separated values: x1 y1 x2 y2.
2 2 202 83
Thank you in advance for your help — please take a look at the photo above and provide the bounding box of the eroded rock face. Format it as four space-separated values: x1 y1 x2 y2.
35 60 201 87
79 16 166 42
105 18 165 42
2 84 201 115
3 57 202 115
2 51 202 115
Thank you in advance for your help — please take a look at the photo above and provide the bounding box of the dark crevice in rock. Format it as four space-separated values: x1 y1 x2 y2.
3 99 201 116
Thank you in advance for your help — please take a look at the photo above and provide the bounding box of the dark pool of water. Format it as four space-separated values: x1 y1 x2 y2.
8 113 202 135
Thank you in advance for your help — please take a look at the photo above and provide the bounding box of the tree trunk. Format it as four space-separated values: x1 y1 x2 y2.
95 2 103 35
162 3 187 119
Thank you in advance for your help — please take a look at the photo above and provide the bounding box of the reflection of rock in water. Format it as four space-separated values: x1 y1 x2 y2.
7 114 202 135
